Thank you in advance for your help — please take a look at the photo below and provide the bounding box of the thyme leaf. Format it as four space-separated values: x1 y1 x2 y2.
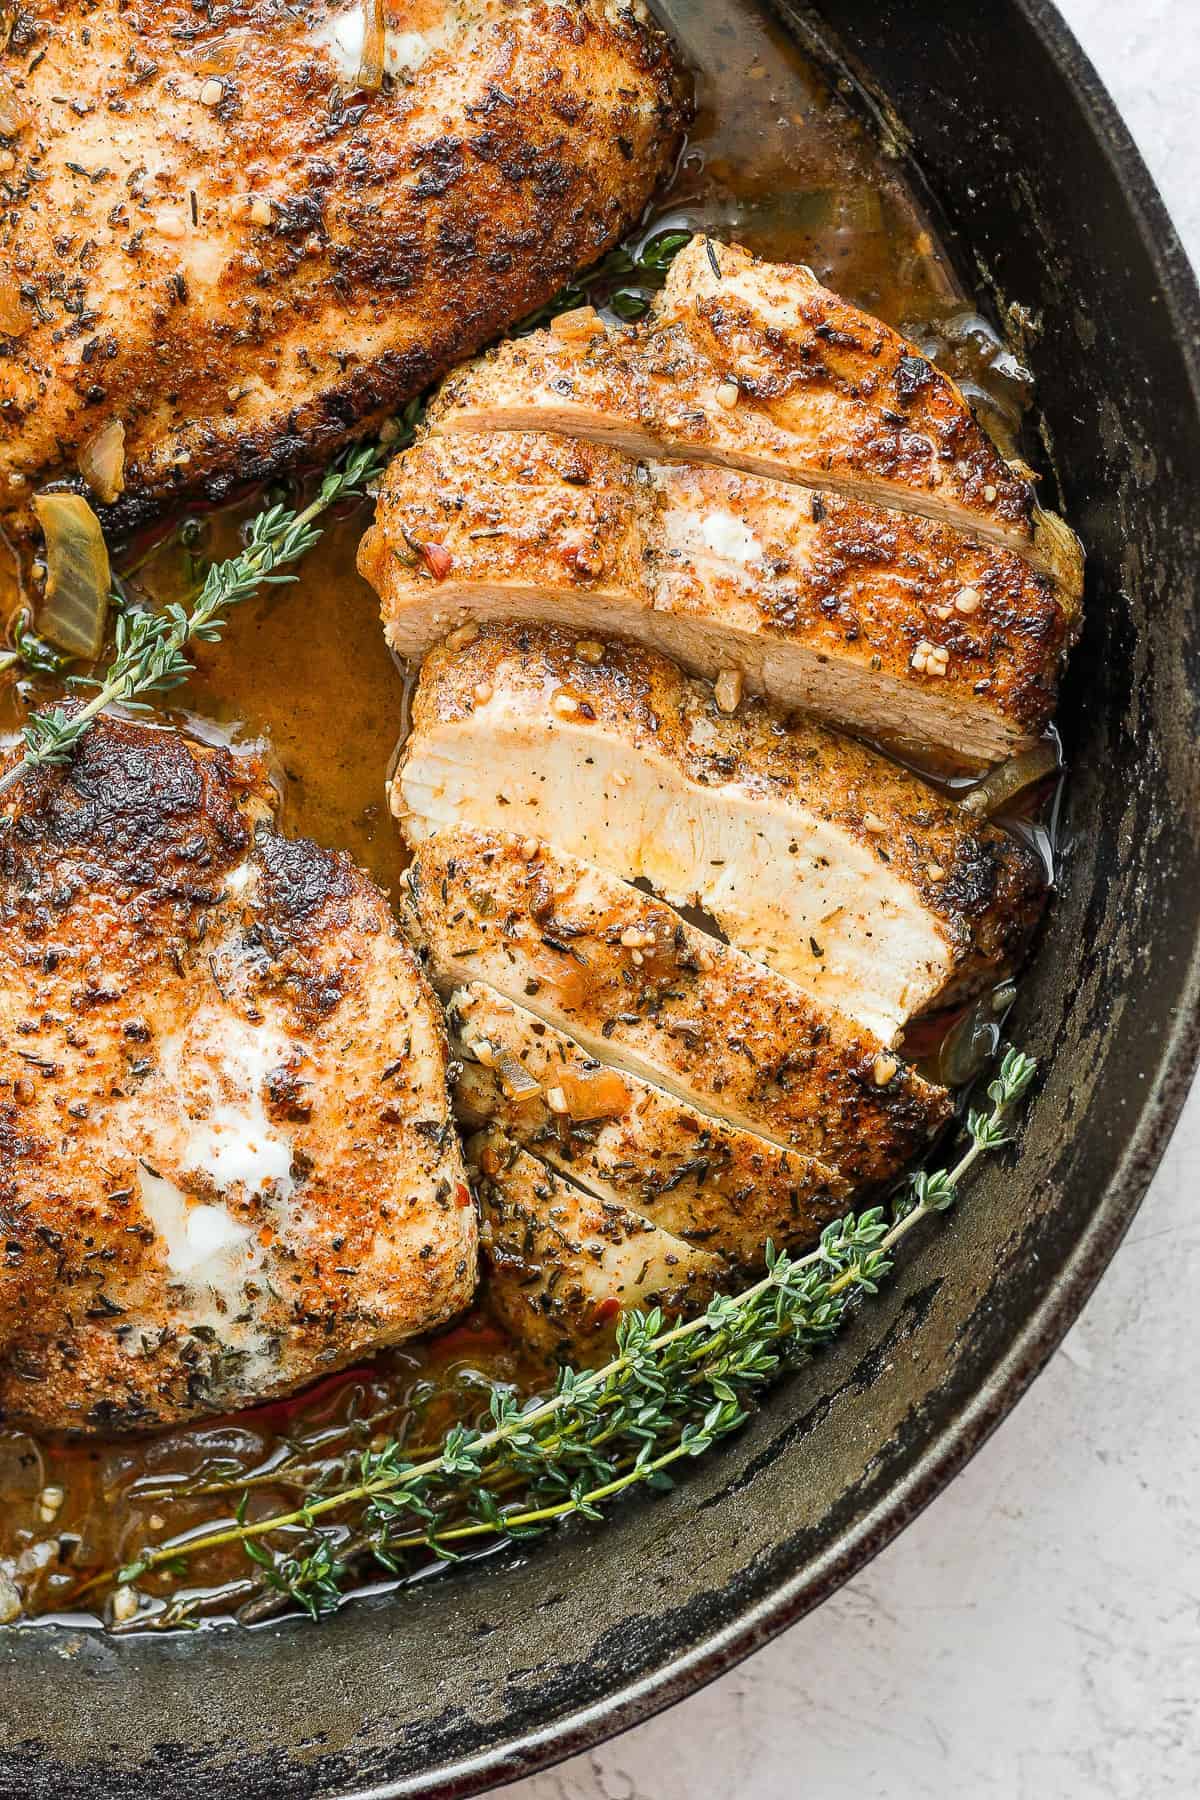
104 1049 1036 1628
511 227 693 334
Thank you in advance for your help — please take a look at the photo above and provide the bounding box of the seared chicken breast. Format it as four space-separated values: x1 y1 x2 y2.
401 828 951 1185
0 0 684 537
470 1128 722 1363
361 429 1075 768
394 625 1044 1042
0 717 475 1433
427 237 1084 588
451 983 850 1264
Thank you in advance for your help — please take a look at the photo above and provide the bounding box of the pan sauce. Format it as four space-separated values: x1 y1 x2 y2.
0 0 1052 1627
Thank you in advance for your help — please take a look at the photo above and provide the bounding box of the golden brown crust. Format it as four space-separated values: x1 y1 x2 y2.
402 827 952 1185
427 237 1084 588
400 622 1045 1033
362 427 1074 763
0 716 475 1433
470 1127 722 1364
659 238 1033 538
450 982 851 1266
0 0 686 536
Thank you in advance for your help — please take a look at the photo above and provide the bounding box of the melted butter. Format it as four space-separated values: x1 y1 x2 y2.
0 0 1049 1625
134 1169 275 1384
308 3 462 84
676 507 763 566
162 1009 297 1198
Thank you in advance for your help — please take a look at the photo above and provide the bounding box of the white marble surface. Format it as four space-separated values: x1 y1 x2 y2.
499 5 1200 1796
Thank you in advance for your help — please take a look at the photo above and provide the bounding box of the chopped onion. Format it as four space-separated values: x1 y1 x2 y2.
550 306 605 342
493 1050 541 1102
558 1068 628 1122
32 493 111 660
77 419 126 505
358 0 385 90
960 742 1059 818
0 270 26 338
0 72 31 138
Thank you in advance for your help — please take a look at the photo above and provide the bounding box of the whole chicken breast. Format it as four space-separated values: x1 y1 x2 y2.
0 717 475 1433
361 428 1076 769
0 0 685 537
394 624 1045 1043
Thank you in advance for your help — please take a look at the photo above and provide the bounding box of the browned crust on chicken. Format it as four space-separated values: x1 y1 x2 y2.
450 983 850 1265
397 623 1045 1034
361 428 1075 766
0 0 686 537
470 1127 722 1364
426 237 1084 588
401 827 951 1185
0 716 475 1433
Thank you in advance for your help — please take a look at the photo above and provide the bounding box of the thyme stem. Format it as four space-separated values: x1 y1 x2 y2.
104 1051 1036 1620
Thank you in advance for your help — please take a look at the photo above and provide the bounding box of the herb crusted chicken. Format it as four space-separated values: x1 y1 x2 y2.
395 623 1045 1042
363 428 1075 769
400 828 952 1188
0 717 474 1433
0 0 685 538
362 235 1082 768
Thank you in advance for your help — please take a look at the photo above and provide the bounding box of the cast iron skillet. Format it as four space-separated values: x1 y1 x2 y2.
3 1 1199 1793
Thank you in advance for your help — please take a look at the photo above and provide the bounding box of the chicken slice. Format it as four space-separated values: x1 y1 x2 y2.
0 716 475 1433
0 0 684 539
401 828 951 1185
360 429 1075 768
450 983 850 1265
426 237 1084 590
469 1128 722 1363
393 624 1044 1043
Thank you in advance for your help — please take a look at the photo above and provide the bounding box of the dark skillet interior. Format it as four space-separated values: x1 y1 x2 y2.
4 1 1200 1795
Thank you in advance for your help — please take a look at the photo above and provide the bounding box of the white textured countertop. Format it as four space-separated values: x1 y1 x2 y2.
500 5 1200 1795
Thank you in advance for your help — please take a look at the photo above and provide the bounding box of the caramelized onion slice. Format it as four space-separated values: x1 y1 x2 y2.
558 1067 629 1122
78 418 127 505
960 742 1059 818
358 0 385 90
32 493 112 660
493 1050 541 1102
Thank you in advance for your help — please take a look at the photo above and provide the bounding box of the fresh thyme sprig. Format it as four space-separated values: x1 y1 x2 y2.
105 1049 1036 1626
0 438 390 800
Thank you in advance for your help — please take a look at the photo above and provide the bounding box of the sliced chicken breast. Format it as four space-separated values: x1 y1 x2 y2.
426 236 1084 590
401 828 951 1186
360 429 1075 768
450 983 850 1265
393 625 1044 1043
0 717 475 1433
470 1128 722 1363
0 0 684 538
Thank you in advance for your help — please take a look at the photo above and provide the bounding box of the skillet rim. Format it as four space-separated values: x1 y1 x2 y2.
3 4 1198 1795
